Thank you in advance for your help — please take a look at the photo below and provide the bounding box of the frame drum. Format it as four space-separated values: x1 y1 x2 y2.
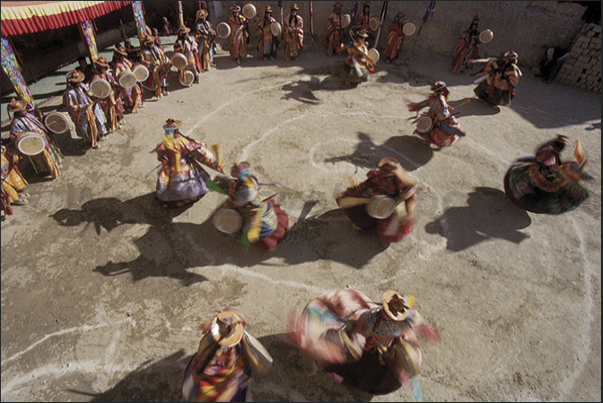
416 116 433 134
118 71 137 89
179 70 195 86
44 112 70 134
217 22 231 38
402 22 416 36
479 29 494 44
90 78 112 99
369 17 379 31
341 14 351 29
132 64 149 82
15 132 45 156
367 48 380 64
270 21 282 37
242 3 256 19
212 207 243 234
171 53 188 70
366 195 396 219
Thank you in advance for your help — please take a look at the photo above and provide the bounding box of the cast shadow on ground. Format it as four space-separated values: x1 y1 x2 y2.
67 349 189 402
425 187 532 252
251 333 374 402
324 132 434 173
50 192 389 285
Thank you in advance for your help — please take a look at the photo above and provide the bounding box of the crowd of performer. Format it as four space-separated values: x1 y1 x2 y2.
1 3 595 401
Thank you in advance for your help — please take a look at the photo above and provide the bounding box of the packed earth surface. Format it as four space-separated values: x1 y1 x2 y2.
1 43 601 402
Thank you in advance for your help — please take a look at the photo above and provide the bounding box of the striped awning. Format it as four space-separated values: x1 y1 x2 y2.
1 1 134 37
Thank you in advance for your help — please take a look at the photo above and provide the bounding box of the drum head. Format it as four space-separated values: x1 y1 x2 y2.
16 132 45 156
90 79 112 99
217 22 231 38
367 48 380 64
416 116 433 134
242 3 256 19
342 14 351 29
369 17 379 31
118 71 137 89
44 112 69 134
133 64 149 81
403 22 416 36
180 70 195 86
171 53 188 70
270 21 282 37
366 196 396 219
479 29 494 44
212 207 243 234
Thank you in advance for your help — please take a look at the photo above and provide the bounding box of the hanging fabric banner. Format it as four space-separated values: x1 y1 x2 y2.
1 37 35 107
178 1 184 28
79 19 99 61
132 1 147 43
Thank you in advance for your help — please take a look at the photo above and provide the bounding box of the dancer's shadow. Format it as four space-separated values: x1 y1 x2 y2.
253 333 373 402
425 187 532 252
447 97 501 117
324 132 434 172
67 349 190 402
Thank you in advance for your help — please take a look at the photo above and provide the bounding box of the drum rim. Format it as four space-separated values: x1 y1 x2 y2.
212 207 243 234
270 21 281 36
217 22 231 37
180 70 195 86
342 14 351 28
90 78 112 98
119 71 137 88
242 3 256 19
416 116 433 133
366 196 396 219
133 64 149 81
403 22 416 36
368 48 380 63
479 29 493 43
16 132 45 156
369 17 379 30
44 112 69 134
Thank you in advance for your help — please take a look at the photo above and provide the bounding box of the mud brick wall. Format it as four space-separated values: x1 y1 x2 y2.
555 23 601 93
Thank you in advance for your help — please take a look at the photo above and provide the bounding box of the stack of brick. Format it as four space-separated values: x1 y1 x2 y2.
555 23 601 93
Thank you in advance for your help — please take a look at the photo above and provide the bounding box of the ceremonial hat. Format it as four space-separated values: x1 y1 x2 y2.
143 35 155 44
290 3 299 10
8 98 27 113
231 161 251 179
356 29 369 38
177 26 191 34
382 290 414 321
114 46 128 56
196 9 208 19
231 4 241 12
67 70 86 83
265 5 272 13
163 118 182 130
95 56 109 68
209 310 245 347
430 80 447 92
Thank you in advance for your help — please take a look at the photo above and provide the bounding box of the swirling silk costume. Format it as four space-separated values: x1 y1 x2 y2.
336 158 417 243
288 289 439 398
383 13 407 62
140 41 171 99
90 66 124 132
473 53 522 106
112 50 144 113
183 308 272 402
210 169 289 250
63 82 107 148
153 134 221 208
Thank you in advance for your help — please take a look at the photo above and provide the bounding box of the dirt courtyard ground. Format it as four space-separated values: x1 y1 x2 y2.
1 44 601 402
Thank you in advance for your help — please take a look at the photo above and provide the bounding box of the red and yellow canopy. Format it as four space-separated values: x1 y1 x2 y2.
1 1 134 37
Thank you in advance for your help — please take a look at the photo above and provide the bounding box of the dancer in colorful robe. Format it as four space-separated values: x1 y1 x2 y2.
63 70 107 149
8 99 63 179
1 144 28 215
336 157 417 243
140 35 172 99
469 50 522 107
326 2 345 56
340 30 376 86
352 2 375 46
90 56 125 132
182 308 272 402
195 9 217 72
228 5 249 65
152 119 223 208
283 3 304 61
383 12 408 62
407 81 466 147
257 5 278 60
112 46 144 113
209 161 289 251
176 26 202 84
287 288 440 398
504 135 591 214
451 14 481 74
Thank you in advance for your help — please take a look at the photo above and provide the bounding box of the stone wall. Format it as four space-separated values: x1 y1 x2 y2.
554 23 601 92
